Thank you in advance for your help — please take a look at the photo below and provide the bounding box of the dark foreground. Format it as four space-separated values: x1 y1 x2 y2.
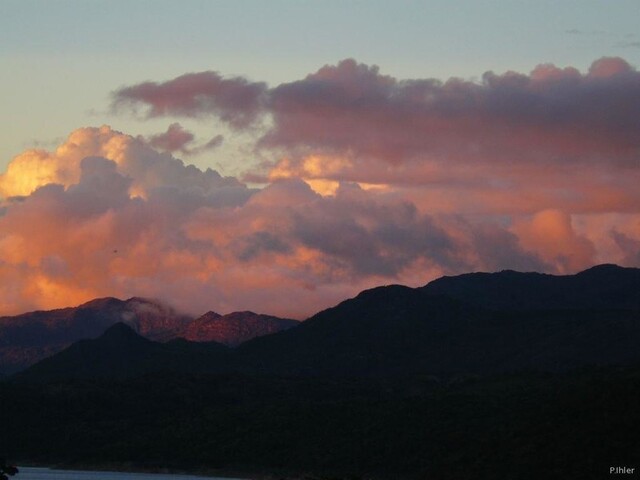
12 466 243 480
2 266 640 479
1 365 639 480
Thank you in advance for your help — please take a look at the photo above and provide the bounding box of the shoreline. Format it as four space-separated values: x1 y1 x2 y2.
16 462 361 480
17 462 273 480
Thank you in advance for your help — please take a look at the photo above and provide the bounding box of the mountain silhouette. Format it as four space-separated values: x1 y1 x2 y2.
14 323 230 382
5 265 640 480
421 264 640 310
16 265 640 382
0 298 295 375
0 297 191 376
236 278 640 376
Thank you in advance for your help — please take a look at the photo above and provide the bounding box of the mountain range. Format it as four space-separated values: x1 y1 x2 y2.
0 297 296 376
10 263 640 382
2 264 640 479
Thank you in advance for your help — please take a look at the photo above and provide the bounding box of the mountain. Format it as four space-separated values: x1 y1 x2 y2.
0 297 297 376
236 279 640 377
14 323 230 383
184 311 298 346
5 264 640 480
421 264 640 311
0 297 192 376
7 264 640 380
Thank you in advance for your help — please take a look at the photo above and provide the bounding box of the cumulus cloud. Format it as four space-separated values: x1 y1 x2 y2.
0 125 243 199
512 209 596 273
3 57 640 317
114 57 640 218
0 126 555 317
260 57 640 184
114 57 640 166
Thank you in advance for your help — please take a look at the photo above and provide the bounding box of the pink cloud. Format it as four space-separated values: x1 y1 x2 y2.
4 56 640 317
0 128 553 317
113 58 640 219
112 71 267 128
147 123 195 153
511 209 596 273
144 123 223 155
113 58 640 168
260 57 640 167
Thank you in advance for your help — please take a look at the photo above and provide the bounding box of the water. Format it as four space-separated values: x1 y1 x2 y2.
15 467 246 480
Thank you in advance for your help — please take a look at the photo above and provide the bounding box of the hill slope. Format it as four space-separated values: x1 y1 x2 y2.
0 298 297 375
0 297 192 375
185 311 298 346
14 323 230 382
8 264 640 380
237 282 640 377
421 264 640 310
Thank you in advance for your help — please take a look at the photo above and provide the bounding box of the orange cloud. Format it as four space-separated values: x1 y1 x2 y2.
512 209 596 273
0 125 242 199
4 57 640 317
0 130 552 317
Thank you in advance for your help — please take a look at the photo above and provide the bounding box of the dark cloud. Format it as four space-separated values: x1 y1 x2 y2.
114 57 640 172
145 123 224 156
262 57 640 166
112 71 267 128
147 123 195 153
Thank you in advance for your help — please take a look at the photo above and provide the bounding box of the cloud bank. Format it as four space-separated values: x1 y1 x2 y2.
114 57 640 215
1 57 639 317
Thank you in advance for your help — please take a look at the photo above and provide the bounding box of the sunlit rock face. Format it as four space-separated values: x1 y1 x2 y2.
0 296 192 376
184 311 298 346
0 296 298 376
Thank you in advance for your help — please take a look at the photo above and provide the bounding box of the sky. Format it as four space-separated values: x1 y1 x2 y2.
0 1 639 318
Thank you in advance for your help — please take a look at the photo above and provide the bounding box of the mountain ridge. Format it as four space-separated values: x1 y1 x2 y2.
0 297 297 375
14 264 640 382
420 263 640 310
14 322 231 382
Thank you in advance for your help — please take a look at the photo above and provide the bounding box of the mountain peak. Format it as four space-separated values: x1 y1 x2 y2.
576 263 627 275
98 322 151 346
184 311 298 346
421 264 640 310
77 296 124 309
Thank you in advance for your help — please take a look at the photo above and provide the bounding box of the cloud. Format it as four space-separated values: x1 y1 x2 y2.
0 127 554 317
261 57 640 167
144 123 223 155
112 71 267 128
116 57 640 169
0 125 244 199
511 209 596 273
4 56 640 318
113 58 640 218
147 123 195 153
611 230 640 266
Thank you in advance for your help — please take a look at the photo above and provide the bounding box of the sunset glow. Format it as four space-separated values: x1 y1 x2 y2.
1 0 640 319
